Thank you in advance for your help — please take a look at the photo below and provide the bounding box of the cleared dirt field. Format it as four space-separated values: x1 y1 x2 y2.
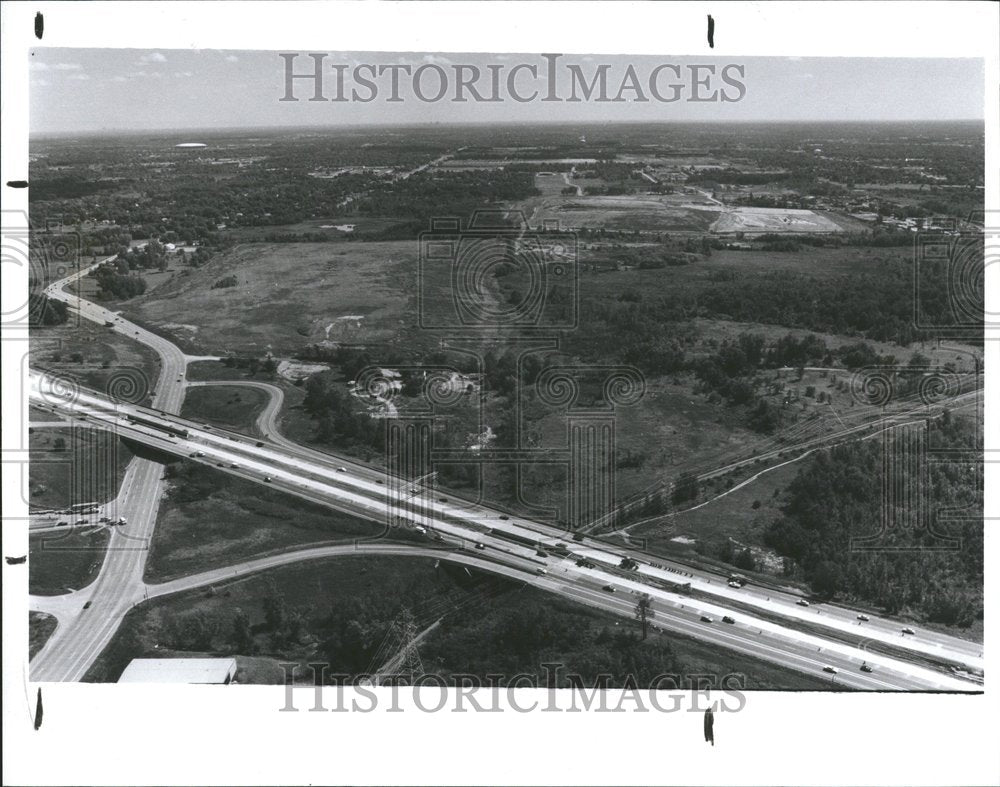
711 207 847 234
526 194 718 232
130 241 415 355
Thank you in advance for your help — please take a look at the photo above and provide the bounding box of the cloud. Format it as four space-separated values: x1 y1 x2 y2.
30 61 82 72
112 76 128 82
173 71 194 78
68 73 91 81
33 77 51 86
421 54 453 66
139 52 168 64
225 54 239 63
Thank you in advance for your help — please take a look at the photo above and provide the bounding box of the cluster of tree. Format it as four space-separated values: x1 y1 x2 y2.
764 413 982 626
92 260 147 300
29 293 69 326
302 372 383 452
212 275 238 289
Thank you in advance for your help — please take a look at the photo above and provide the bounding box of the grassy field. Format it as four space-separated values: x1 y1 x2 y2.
30 527 110 595
29 612 58 659
180 385 271 435
29 315 161 405
631 455 806 569
129 241 416 356
29 428 134 510
143 461 384 583
87 554 826 688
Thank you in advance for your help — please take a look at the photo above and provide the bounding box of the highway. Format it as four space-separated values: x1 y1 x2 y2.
30 256 190 682
30 374 982 690
27 256 983 690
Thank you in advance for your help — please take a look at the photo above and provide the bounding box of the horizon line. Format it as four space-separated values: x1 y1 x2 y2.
30 117 986 139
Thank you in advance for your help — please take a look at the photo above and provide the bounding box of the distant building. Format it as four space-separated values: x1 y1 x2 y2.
118 657 237 684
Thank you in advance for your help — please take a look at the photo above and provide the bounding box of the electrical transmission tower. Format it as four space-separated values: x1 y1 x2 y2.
373 608 425 686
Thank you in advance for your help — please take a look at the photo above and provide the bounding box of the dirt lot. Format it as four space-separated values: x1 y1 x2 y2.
524 194 718 233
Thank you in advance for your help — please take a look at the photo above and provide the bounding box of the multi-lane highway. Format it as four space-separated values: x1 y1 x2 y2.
28 256 984 690
30 375 982 690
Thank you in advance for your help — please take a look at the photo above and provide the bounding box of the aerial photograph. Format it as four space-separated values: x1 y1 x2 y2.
23 49 984 693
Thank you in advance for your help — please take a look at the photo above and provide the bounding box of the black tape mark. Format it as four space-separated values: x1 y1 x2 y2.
6 181 29 189
707 14 715 48
35 12 44 40
5 555 27 565
34 688 43 730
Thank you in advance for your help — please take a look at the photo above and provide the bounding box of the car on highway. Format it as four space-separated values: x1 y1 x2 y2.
83 601 92 610
700 615 714 624
263 476 272 483
230 463 239 468
536 549 548 558
857 614 870 622
722 616 736 624
602 585 616 593
498 515 509 520
439 497 448 503
823 665 838 674
797 599 811 607
860 663 874 673
255 441 265 447
190 451 205 458
728 580 742 588
902 627 915 635
475 543 486 550
338 467 347 472
535 568 548 575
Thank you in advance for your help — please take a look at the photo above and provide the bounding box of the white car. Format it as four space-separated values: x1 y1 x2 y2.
338 467 347 472
728 580 742 588
797 599 810 607
857 614 870 622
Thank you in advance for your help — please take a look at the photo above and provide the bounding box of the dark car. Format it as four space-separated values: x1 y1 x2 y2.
700 615 714 624
602 585 616 593
475 543 486 550
498 515 509 520
860 663 874 673
255 441 265 447
722 616 736 624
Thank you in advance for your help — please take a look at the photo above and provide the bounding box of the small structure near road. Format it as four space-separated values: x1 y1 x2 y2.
118 657 237 684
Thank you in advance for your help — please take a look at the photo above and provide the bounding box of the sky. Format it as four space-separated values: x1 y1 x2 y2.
28 49 985 134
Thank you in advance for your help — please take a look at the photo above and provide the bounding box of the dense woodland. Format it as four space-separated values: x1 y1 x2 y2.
766 412 983 626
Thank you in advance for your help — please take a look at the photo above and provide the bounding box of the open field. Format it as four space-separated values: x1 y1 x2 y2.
30 527 110 595
180 385 270 435
30 315 162 405
130 241 416 356
524 194 719 232
143 462 385 583
29 428 134 511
